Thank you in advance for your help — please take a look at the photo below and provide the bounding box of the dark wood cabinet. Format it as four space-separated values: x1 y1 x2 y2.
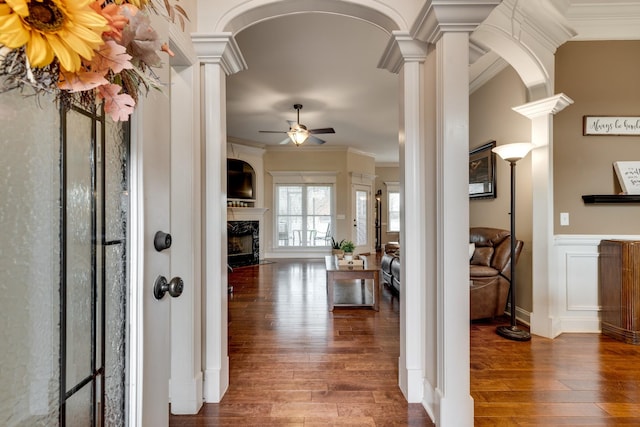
599 239 640 344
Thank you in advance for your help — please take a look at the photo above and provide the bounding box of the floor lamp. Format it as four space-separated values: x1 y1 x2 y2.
492 142 534 342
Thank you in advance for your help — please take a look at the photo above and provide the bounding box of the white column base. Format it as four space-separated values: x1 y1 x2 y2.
439 393 474 427
170 372 203 414
203 360 229 403
399 356 425 403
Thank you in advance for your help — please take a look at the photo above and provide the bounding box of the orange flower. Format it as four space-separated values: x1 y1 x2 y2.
90 0 128 42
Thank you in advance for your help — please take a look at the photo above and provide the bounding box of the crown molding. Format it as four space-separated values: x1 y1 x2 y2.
227 136 266 149
191 33 247 74
486 0 576 53
565 2 640 40
375 162 400 168
227 142 266 157
265 145 375 160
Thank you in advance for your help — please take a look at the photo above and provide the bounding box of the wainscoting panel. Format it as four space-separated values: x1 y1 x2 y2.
554 234 640 333
565 252 599 311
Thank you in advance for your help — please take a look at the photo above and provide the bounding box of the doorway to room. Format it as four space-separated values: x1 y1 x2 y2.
220 7 402 406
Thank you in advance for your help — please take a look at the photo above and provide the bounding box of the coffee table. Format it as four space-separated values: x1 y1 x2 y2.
324 255 380 311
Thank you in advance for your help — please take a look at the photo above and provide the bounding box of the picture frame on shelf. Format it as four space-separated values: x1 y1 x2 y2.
613 161 640 194
469 141 496 199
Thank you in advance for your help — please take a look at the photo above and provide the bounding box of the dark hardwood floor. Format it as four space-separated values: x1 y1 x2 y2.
170 256 640 426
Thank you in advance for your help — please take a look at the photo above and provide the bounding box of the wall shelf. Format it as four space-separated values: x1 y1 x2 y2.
582 195 640 204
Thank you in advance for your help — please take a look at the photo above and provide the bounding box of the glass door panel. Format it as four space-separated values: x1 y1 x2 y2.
0 90 61 426
61 105 128 427
0 89 128 427
64 108 95 397
352 185 370 252
102 119 128 426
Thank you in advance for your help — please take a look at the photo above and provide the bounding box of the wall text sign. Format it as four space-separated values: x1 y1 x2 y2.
583 116 640 136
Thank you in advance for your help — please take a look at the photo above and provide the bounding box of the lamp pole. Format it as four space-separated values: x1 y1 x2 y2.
492 143 533 342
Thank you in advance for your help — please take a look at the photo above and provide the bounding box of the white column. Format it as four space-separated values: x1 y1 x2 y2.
201 60 229 402
400 56 428 403
169 63 203 414
434 31 474 427
408 2 500 424
512 94 573 339
192 33 247 402
378 31 428 404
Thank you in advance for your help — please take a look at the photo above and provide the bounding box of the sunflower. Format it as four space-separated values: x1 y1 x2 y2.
113 0 148 9
0 0 108 72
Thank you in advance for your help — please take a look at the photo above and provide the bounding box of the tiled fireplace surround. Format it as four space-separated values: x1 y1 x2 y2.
227 220 259 267
227 207 268 267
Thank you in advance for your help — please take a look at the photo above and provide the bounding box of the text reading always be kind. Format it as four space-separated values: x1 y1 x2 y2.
584 116 640 136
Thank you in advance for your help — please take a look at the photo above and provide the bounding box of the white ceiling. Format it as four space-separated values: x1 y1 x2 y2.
225 1 640 165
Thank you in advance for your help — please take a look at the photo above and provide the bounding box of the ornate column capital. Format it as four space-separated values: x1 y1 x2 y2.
192 33 247 75
513 93 574 119
378 31 427 74
411 0 500 44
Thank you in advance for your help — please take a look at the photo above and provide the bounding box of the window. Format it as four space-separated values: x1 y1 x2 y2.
275 184 333 248
386 182 400 232
270 171 337 249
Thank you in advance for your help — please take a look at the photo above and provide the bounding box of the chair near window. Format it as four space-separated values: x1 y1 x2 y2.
278 223 289 245
293 229 317 246
314 223 331 246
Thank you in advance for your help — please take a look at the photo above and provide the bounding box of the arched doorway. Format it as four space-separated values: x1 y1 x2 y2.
192 0 419 403
191 1 502 424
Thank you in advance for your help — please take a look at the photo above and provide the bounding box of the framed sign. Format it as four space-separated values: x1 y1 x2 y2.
614 161 640 194
469 141 496 199
583 116 640 136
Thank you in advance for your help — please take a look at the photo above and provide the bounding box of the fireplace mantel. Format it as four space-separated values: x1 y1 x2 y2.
227 207 268 216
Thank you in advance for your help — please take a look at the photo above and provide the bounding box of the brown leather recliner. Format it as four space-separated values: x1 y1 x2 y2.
469 227 523 320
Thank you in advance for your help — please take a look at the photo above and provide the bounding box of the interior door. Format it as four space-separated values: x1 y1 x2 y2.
352 184 371 254
130 67 173 426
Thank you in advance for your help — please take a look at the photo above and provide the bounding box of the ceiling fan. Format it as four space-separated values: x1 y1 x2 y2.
259 104 335 146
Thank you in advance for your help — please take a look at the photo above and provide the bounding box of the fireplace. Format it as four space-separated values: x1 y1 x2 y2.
227 221 259 267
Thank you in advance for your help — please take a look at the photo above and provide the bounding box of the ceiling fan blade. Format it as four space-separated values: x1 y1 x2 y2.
279 137 291 145
259 130 287 134
309 127 335 134
307 135 326 145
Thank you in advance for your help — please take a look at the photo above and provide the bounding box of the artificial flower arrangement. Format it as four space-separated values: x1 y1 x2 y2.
0 0 188 121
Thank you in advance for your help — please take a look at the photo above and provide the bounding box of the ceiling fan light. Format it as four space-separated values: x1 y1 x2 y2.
288 128 309 146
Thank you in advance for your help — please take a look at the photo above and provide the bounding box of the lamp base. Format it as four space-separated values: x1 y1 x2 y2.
496 325 531 341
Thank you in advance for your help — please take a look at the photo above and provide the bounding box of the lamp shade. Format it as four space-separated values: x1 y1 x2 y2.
287 127 309 146
492 142 534 162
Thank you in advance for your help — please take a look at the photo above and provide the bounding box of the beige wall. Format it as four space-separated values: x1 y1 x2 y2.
469 41 640 312
262 147 375 251
554 41 640 235
375 166 400 246
469 66 533 311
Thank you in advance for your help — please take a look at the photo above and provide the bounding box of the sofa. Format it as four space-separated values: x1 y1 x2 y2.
469 227 523 320
380 228 523 320
380 244 400 294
